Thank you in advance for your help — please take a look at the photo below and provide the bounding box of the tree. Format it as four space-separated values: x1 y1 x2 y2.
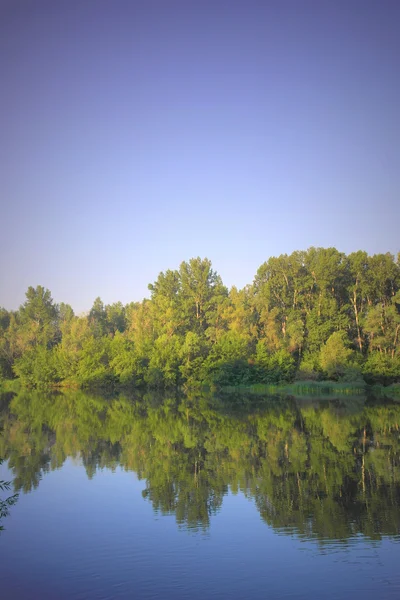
179 332 207 384
13 345 58 388
4 247 400 390
18 286 59 349
0 459 18 531
75 334 113 387
320 331 353 379
105 302 126 335
148 269 182 337
179 257 228 332
110 332 147 386
88 297 107 337
364 292 400 358
348 251 370 352
54 315 92 383
147 334 182 387
0 308 14 378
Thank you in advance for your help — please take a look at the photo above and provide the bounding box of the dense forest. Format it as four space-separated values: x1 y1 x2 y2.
1 390 400 538
1 247 400 389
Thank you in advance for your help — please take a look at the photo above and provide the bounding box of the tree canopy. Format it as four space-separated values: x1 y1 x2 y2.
1 248 399 390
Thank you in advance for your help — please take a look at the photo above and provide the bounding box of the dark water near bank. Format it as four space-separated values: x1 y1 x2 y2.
1 390 400 599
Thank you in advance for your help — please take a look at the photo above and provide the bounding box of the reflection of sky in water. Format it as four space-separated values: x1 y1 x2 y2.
1 458 400 600
1 391 400 599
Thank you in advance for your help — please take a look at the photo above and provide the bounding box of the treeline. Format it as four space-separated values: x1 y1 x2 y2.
1 248 399 389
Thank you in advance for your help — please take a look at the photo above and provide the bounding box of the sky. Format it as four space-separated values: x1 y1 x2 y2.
1 0 399 314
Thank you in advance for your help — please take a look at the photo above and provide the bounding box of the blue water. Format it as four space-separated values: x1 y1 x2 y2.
1 458 400 600
1 391 400 599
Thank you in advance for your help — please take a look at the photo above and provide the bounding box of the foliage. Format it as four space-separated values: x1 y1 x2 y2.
1 248 399 390
13 346 59 389
0 459 19 531
320 331 353 379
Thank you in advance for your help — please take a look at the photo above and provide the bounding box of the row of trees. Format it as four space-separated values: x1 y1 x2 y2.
1 248 400 389
1 390 400 538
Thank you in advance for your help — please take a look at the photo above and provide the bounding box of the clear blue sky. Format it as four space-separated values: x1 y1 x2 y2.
1 0 399 314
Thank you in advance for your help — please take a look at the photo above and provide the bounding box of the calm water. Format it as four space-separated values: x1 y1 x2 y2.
1 390 400 600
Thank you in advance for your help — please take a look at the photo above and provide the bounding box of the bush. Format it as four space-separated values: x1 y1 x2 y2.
363 353 400 385
339 366 365 383
320 331 353 379
13 346 59 389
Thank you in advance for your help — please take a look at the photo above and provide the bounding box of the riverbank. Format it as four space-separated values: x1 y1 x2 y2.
221 380 400 399
2 376 400 401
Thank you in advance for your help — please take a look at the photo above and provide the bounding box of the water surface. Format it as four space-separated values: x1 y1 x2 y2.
1 390 400 599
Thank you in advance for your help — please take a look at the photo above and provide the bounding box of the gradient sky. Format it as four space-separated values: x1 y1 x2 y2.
1 0 399 314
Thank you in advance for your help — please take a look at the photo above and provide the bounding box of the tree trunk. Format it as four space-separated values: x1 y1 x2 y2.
392 324 400 359
351 289 363 352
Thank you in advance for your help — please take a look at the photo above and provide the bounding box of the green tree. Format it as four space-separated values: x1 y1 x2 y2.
320 331 353 379
13 345 58 389
105 302 126 335
88 297 107 337
18 285 59 349
110 332 147 386
147 334 182 387
0 459 18 532
348 251 370 352
0 308 14 378
179 331 207 384
179 257 228 333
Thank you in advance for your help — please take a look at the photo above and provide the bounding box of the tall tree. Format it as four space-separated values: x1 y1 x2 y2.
18 286 59 349
179 258 228 333
88 297 107 337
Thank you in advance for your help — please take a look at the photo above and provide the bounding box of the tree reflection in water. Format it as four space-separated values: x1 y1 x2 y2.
0 390 399 539
0 458 18 532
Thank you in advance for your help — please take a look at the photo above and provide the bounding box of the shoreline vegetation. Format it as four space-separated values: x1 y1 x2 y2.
1 377 400 401
1 248 399 393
